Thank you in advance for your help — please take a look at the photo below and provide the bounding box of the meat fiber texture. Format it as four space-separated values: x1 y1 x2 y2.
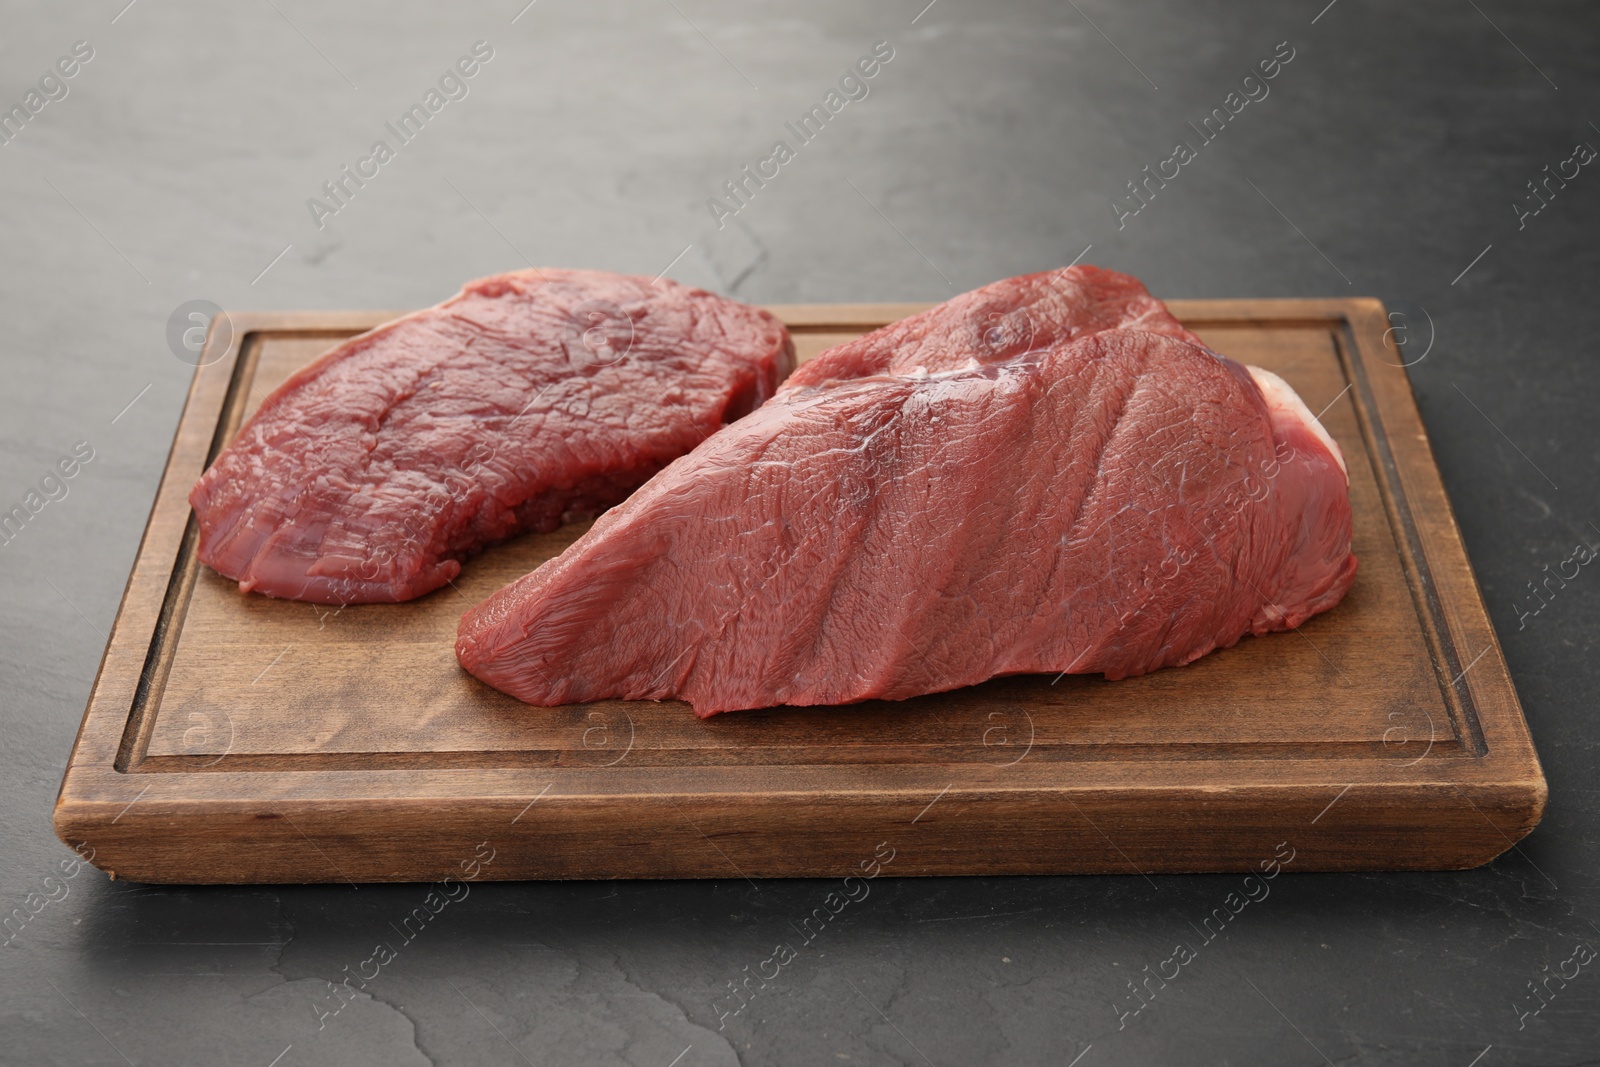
190 268 794 603
457 266 1357 716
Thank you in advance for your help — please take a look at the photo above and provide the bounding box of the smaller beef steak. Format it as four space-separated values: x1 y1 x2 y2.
190 269 793 603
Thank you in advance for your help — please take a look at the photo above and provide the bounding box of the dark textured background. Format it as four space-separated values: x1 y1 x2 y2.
2 1 1597 1064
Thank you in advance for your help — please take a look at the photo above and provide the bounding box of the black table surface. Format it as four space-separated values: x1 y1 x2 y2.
3 1 1596 1064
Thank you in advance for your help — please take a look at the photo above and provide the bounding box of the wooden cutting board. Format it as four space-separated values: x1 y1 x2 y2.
53 299 1545 883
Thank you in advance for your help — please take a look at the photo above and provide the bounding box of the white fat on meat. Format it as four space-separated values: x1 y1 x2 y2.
1246 365 1347 479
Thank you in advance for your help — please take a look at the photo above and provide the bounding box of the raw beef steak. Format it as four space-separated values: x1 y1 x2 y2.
456 267 1356 715
190 268 793 603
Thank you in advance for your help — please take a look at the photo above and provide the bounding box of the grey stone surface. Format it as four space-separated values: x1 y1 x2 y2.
2 0 1597 1063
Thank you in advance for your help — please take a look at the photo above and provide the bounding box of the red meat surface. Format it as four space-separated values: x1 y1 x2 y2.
190 268 793 603
782 264 1203 386
456 266 1357 715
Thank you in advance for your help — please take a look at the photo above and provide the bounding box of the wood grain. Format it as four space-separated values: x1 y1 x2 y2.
53 299 1546 883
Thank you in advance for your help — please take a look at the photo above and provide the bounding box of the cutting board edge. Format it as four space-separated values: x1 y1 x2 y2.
54 774 1545 884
